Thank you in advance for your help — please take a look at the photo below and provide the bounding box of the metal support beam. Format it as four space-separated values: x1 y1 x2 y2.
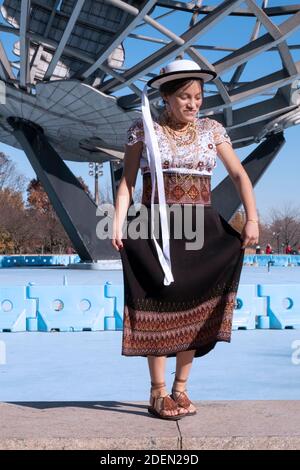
245 0 297 76
8 117 119 262
157 1 300 16
99 0 244 93
30 0 62 83
77 0 157 79
187 47 231 116
212 132 286 221
0 41 15 81
44 0 61 37
19 0 31 88
31 0 117 35
215 11 300 75
117 59 300 115
43 0 86 81
232 0 268 92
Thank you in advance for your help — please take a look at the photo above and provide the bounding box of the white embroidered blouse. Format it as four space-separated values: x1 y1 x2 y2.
126 116 232 175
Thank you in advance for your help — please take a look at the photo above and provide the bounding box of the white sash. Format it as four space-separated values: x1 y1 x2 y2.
141 84 174 286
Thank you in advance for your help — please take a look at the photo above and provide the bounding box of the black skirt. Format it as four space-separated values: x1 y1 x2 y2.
120 196 245 358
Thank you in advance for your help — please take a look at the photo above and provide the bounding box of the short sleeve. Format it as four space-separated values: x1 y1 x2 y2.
210 119 232 146
126 118 144 145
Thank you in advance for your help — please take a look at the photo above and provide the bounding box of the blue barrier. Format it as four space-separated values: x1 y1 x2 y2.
104 282 124 330
0 255 79 267
0 286 36 332
1 274 300 332
24 256 37 266
24 256 57 266
232 284 265 330
2 256 25 267
242 255 300 266
257 284 300 329
69 255 81 264
3 254 299 268
257 315 270 329
27 284 107 332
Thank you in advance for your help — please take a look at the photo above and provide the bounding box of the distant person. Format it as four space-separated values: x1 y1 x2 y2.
255 245 261 254
265 244 272 254
285 244 292 254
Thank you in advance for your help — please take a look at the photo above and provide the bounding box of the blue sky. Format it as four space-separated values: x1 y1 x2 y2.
0 0 299 223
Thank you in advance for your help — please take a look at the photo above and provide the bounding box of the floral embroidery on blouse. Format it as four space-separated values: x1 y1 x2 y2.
126 116 232 176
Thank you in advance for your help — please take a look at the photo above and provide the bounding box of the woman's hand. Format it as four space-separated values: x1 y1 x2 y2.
112 225 124 251
111 142 142 252
240 221 259 249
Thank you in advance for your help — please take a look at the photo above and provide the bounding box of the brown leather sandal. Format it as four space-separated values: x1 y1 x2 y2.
147 381 187 421
171 376 197 416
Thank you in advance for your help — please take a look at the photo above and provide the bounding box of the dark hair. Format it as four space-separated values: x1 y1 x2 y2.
159 77 204 101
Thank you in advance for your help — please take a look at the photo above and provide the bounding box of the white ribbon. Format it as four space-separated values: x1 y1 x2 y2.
141 83 174 286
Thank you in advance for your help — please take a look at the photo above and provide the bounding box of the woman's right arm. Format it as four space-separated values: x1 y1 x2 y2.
112 140 143 251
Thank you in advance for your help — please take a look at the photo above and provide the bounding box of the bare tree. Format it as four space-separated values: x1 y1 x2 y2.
264 202 300 253
0 152 27 192
99 180 113 204
133 187 142 204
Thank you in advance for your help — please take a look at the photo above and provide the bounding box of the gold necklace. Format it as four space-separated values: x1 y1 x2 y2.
159 109 190 131
164 134 195 186
163 123 197 147
158 110 197 143
158 111 199 186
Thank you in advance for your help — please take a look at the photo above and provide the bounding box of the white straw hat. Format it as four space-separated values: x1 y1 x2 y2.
147 59 216 89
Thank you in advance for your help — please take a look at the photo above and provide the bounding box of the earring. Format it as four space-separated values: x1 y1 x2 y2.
165 102 171 116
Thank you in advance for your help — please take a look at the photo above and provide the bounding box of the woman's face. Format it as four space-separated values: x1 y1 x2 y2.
162 80 203 124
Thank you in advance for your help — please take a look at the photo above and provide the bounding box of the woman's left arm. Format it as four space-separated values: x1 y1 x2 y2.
216 142 259 249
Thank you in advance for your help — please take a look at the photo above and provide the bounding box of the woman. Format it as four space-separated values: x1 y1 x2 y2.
112 59 259 420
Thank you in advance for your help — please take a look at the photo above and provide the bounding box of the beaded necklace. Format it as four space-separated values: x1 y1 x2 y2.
158 110 199 185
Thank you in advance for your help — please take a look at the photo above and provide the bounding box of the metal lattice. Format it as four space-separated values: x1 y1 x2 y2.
0 0 300 161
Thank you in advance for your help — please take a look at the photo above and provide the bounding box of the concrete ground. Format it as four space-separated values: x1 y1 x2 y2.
1 401 300 450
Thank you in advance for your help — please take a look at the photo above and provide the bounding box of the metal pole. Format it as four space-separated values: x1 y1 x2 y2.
95 163 99 206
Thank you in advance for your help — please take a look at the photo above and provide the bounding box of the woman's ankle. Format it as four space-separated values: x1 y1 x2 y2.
150 381 168 398
172 376 188 393
151 387 168 398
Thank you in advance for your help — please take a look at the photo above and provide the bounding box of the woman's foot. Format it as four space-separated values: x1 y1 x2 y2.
148 381 188 420
171 376 197 416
